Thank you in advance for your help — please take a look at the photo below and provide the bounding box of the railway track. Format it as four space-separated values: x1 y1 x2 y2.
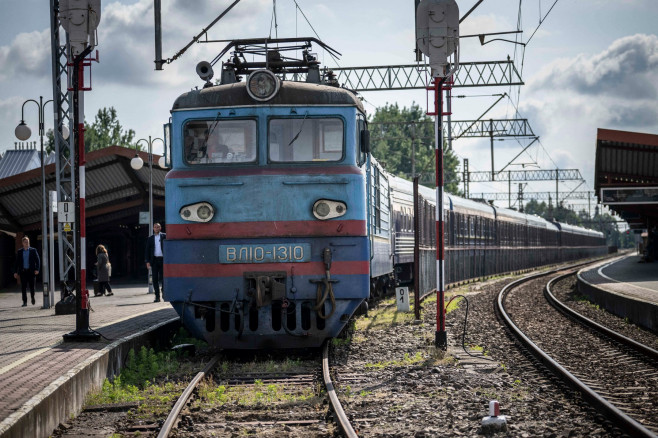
496 266 658 438
157 342 357 437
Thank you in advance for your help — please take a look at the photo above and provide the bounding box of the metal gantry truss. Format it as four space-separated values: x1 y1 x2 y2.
471 191 594 201
467 169 584 182
450 118 534 140
50 0 76 283
285 59 524 90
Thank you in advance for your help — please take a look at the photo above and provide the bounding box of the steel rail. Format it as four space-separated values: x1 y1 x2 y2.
496 270 656 438
322 341 358 438
157 354 221 438
545 273 658 361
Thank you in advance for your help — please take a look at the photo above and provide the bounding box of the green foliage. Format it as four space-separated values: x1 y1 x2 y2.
84 107 137 151
364 352 425 370
121 347 161 388
369 103 461 194
86 346 180 405
45 106 137 154
87 375 142 404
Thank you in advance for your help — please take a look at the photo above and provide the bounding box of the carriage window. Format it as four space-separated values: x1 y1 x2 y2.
269 117 343 162
184 119 257 165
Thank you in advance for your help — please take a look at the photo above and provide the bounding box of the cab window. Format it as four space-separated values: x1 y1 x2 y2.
183 119 257 164
269 117 344 162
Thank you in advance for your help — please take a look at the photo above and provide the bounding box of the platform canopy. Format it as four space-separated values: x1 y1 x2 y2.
0 146 166 234
595 129 658 230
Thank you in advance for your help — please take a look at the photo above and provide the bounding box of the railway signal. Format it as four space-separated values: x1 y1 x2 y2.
416 0 460 350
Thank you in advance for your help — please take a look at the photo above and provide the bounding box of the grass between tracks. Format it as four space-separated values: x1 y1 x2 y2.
84 328 205 418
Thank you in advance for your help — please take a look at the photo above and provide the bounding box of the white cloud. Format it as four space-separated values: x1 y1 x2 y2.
0 29 51 81
513 34 658 184
529 33 658 98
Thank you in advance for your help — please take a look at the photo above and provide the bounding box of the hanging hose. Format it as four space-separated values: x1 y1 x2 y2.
314 269 336 319
236 302 245 339
281 299 307 337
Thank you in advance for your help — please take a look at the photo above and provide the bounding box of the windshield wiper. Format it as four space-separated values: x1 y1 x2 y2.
288 111 309 147
200 112 222 155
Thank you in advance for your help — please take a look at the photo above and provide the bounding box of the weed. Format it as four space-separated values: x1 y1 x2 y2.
86 344 191 406
355 302 417 332
364 352 425 370
445 296 463 314
331 337 351 347
343 385 353 397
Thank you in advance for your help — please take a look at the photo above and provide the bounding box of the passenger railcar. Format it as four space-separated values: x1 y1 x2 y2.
162 39 606 349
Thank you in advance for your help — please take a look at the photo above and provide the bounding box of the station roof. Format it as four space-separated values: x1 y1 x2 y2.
595 128 658 229
0 149 56 179
0 146 166 234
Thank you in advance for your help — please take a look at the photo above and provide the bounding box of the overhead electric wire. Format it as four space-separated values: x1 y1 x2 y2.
526 0 561 46
292 0 340 65
269 0 278 39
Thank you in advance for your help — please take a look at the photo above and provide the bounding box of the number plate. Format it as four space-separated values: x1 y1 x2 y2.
219 244 311 264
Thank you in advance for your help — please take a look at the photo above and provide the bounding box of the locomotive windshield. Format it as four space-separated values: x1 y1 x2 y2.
269 117 343 162
184 119 257 164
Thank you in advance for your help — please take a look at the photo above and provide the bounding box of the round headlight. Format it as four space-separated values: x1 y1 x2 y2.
246 70 280 102
180 202 214 222
197 205 212 220
312 199 347 220
314 202 331 218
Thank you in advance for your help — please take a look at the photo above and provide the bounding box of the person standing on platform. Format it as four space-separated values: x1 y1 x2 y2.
145 222 165 302
13 236 40 307
95 245 113 296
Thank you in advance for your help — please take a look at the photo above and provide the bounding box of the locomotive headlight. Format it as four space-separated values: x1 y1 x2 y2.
246 69 280 102
312 199 347 220
180 202 215 222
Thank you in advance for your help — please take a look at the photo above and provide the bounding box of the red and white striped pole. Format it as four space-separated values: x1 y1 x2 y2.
434 76 447 349
64 45 99 342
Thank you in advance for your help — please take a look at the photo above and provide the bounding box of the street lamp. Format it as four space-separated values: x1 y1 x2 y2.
131 135 165 294
15 96 69 309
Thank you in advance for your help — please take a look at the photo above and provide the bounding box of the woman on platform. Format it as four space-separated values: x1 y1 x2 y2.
95 245 113 296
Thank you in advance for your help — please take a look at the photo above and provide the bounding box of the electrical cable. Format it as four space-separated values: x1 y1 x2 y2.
292 0 340 65
446 294 495 361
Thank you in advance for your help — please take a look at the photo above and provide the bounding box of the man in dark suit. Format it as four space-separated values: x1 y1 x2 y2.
145 223 165 302
13 236 40 307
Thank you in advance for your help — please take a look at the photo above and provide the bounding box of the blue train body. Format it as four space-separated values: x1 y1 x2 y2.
163 77 375 348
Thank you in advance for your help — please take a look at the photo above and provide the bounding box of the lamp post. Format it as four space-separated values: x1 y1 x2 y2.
15 96 69 309
131 136 165 294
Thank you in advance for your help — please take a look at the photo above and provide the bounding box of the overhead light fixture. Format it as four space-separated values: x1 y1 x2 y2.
246 69 280 102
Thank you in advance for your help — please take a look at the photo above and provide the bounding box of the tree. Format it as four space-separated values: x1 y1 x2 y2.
84 107 137 151
524 199 547 217
46 106 137 154
369 103 461 194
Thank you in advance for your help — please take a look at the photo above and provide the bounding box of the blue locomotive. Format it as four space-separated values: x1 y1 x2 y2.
163 39 606 349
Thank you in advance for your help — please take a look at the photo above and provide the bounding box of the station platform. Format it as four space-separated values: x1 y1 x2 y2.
0 284 179 438
577 253 658 333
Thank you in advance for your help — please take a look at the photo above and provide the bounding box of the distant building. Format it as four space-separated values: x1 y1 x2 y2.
0 142 55 179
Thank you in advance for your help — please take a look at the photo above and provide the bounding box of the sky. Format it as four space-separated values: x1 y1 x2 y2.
1 0 657 214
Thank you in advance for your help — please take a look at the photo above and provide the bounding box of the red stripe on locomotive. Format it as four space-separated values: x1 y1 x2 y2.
165 260 369 277
167 220 367 239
